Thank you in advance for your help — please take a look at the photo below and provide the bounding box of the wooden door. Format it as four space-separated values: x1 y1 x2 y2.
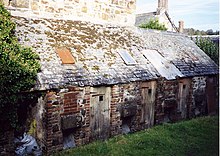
90 87 111 140
141 81 156 127
206 77 217 114
178 79 191 119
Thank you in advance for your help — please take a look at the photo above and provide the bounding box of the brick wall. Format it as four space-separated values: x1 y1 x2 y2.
44 91 63 154
60 86 91 146
110 85 123 136
4 0 136 25
38 81 156 154
33 76 217 154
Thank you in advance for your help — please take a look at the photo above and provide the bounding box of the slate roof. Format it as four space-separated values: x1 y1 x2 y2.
12 16 218 90
135 12 157 26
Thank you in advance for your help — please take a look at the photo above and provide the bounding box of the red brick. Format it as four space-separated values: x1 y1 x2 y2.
63 99 71 104
64 92 78 99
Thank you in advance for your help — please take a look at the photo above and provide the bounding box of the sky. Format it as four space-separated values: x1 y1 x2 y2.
136 0 219 31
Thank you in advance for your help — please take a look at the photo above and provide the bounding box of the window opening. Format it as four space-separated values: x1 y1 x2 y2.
118 50 136 65
148 89 152 95
183 85 186 89
99 95 104 102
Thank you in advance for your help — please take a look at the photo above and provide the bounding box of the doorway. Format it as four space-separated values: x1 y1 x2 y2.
90 87 111 140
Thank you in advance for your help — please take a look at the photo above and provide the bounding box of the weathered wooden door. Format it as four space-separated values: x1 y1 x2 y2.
140 81 156 127
206 77 217 114
90 87 111 140
178 79 191 119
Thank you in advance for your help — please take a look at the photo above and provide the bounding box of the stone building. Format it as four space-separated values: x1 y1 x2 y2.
0 0 218 155
1 0 136 25
135 0 183 32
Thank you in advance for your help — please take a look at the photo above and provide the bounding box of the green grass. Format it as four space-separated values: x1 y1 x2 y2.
55 116 219 156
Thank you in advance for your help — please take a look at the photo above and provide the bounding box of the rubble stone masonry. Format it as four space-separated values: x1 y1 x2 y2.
3 0 136 25
35 76 218 154
39 82 149 155
0 76 217 155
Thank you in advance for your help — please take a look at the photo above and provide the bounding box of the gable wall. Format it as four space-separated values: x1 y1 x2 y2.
158 13 175 32
135 13 176 32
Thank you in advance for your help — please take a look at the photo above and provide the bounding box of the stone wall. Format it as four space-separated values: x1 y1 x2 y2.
155 78 179 124
190 76 207 117
0 76 217 154
28 76 217 154
155 76 218 124
116 83 142 133
33 81 157 154
3 0 136 25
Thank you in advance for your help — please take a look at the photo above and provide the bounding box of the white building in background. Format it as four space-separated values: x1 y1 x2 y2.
135 0 184 32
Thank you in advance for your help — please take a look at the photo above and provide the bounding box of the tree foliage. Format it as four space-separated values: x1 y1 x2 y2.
195 37 219 65
139 18 167 31
184 28 219 36
0 4 40 130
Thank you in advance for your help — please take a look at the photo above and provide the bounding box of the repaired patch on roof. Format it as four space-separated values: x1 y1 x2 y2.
56 47 75 64
118 49 137 65
142 49 183 80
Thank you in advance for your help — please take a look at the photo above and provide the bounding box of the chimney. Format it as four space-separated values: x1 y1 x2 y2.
178 21 184 33
158 0 168 11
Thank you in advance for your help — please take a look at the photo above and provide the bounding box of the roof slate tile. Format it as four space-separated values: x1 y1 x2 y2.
12 16 218 90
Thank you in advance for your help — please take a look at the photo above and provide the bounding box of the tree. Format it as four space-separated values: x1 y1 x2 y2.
139 18 168 31
184 28 219 36
195 37 219 65
0 3 40 130
206 29 214 35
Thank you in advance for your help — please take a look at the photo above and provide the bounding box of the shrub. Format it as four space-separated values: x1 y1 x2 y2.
195 37 219 65
0 3 40 130
139 18 168 31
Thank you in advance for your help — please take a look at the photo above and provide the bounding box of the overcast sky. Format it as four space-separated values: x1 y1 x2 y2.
136 0 219 31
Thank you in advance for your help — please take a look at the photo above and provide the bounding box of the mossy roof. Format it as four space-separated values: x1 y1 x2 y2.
12 16 218 90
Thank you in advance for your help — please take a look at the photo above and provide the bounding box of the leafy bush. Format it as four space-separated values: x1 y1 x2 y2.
0 4 40 130
195 37 219 65
139 18 167 31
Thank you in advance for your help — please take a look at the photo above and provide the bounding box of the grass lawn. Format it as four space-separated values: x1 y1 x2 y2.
55 116 219 156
